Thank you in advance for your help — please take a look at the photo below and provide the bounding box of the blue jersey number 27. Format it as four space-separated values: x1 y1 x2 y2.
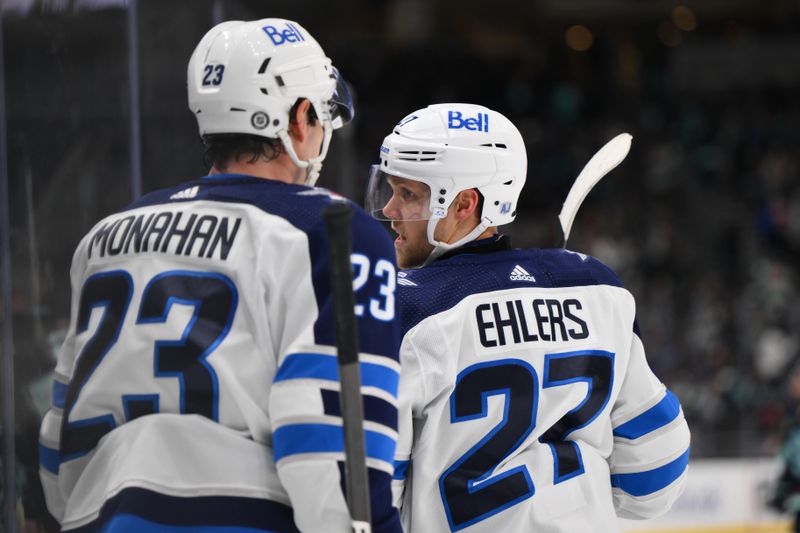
440 351 614 531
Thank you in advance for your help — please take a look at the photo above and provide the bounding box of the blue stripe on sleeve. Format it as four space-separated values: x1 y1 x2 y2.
52 380 68 408
610 447 690 497
613 390 681 440
39 443 60 474
320 389 397 430
274 353 399 398
393 460 410 481
273 423 396 465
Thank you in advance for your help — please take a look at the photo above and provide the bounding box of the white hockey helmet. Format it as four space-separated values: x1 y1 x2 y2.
187 19 354 185
366 103 527 263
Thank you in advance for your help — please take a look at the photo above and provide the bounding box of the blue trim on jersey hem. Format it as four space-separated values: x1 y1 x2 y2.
96 515 281 532
67 487 299 533
274 353 399 398
393 460 410 480
610 447 690 497
39 443 60 474
613 390 681 440
273 423 395 465
52 380 68 408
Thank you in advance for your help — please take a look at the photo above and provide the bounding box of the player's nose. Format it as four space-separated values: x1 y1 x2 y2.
382 195 402 220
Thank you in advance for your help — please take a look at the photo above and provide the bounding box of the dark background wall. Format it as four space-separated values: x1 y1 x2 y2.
2 0 800 529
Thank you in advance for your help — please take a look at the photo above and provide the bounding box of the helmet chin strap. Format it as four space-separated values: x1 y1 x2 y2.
277 120 333 187
421 217 489 267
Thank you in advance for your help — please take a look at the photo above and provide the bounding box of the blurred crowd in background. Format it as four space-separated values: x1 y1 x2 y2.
2 0 800 529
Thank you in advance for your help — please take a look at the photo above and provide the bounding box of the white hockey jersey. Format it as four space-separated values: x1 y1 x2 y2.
38 174 402 532
392 236 690 532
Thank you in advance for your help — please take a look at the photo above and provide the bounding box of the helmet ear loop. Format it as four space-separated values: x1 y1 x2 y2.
306 120 333 186
421 217 448 267
276 115 334 186
421 204 490 267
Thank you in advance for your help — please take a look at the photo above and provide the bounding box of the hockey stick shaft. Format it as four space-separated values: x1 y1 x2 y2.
323 202 372 533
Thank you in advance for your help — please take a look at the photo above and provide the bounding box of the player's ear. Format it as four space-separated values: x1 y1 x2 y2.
288 99 312 141
453 189 480 221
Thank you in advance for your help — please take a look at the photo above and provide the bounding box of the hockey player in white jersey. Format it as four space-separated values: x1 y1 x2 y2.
366 103 690 532
38 19 402 532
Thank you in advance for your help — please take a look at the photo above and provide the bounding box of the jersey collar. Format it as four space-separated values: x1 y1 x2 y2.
436 234 512 262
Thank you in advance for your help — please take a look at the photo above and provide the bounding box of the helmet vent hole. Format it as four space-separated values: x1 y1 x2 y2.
275 75 285 87
260 88 269 95
396 150 442 162
258 58 271 74
481 143 508 149
494 201 500 206
230 107 246 112
503 180 513 185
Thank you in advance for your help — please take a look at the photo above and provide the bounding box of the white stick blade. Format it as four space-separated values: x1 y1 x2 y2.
558 133 632 245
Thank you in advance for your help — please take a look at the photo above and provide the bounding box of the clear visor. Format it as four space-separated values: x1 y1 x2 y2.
365 165 433 221
328 66 354 130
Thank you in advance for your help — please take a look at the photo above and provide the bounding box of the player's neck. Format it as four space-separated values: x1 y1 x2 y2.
209 153 307 185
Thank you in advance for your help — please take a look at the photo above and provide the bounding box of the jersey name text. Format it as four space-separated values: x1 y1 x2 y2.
475 297 589 347
87 210 242 261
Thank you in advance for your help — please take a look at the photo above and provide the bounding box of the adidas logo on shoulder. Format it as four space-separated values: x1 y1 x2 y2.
170 185 199 200
509 265 536 282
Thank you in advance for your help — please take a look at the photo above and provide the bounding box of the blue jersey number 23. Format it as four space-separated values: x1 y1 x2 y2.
60 270 237 463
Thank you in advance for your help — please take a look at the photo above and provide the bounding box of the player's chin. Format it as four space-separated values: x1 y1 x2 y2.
394 245 414 270
395 244 425 269
395 247 410 269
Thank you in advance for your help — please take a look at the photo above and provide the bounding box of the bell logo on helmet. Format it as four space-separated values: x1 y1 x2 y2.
500 202 512 214
447 110 488 132
262 22 305 46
